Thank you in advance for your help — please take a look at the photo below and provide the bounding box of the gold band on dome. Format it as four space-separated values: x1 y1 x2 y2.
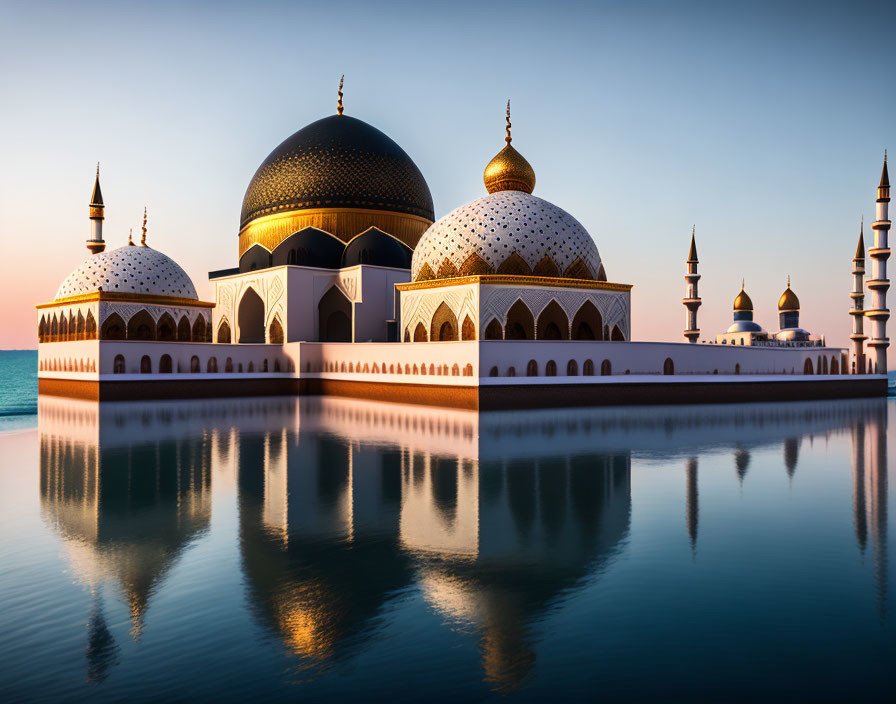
36 291 215 309
239 207 433 257
396 275 632 292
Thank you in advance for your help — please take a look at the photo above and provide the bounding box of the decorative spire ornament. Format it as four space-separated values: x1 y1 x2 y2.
141 207 147 246
128 227 134 246
337 75 344 115
87 162 106 254
483 99 536 194
505 99 512 144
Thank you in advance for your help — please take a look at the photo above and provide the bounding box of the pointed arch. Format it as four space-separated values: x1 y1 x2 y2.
611 324 625 341
177 315 191 341
192 316 207 342
38 316 47 343
415 262 436 282
484 318 503 340
156 313 176 341
536 300 569 340
803 358 813 375
217 319 231 344
75 311 85 340
268 316 284 344
505 300 534 340
101 312 126 340
85 311 97 339
461 315 476 341
59 314 68 341
459 252 494 276
533 255 561 278
572 301 603 340
128 310 156 341
413 322 428 342
497 252 533 276
50 313 59 341
564 257 594 280
430 302 458 341
437 258 458 279
318 285 352 342
238 287 265 343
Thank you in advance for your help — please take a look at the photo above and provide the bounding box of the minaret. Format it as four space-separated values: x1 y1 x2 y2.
87 164 105 254
683 226 701 343
850 219 867 374
865 152 890 374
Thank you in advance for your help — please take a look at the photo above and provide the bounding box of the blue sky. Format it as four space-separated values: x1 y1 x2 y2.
1 0 893 352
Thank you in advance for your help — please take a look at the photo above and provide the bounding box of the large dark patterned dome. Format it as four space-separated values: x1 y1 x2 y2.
241 115 434 227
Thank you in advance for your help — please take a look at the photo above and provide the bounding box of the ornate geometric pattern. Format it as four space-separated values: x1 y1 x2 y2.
241 115 434 227
411 191 602 282
56 245 198 300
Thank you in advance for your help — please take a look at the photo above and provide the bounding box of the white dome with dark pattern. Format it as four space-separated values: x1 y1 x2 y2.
411 190 603 282
55 245 198 300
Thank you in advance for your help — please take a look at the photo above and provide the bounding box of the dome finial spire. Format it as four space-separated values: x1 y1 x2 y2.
337 75 344 116
505 99 512 145
128 227 134 246
140 207 147 246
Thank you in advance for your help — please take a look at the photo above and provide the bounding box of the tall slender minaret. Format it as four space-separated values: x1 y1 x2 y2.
683 226 701 343
865 152 890 375
850 218 867 374
87 164 105 254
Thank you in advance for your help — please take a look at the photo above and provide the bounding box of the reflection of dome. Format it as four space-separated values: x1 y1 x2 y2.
411 191 602 282
240 114 434 253
341 227 413 269
778 285 800 311
733 287 753 311
55 245 198 300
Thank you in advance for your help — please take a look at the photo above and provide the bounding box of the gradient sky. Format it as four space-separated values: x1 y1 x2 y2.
1 0 894 355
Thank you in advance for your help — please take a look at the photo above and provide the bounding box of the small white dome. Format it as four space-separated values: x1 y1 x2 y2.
55 245 198 300
411 190 602 281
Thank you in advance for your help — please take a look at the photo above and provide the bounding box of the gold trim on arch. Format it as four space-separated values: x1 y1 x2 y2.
396 275 632 292
37 291 215 309
239 207 433 258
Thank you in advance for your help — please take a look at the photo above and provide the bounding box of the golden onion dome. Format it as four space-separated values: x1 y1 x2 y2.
778 278 800 311
483 101 535 195
733 285 753 311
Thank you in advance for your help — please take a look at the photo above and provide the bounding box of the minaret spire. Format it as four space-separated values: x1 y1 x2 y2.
683 225 701 343
337 75 344 115
140 207 147 246
851 217 868 374
87 163 106 254
505 99 512 145
128 227 134 246
865 152 891 374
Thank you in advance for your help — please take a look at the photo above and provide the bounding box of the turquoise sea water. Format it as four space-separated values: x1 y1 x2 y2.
0 350 37 431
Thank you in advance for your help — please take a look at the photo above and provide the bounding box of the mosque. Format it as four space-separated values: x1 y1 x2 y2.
35 84 890 409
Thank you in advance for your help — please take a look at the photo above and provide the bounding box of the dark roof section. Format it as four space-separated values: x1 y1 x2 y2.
239 244 272 273
241 114 434 227
687 231 698 262
208 267 240 279
271 227 345 269
341 227 413 269
91 173 104 206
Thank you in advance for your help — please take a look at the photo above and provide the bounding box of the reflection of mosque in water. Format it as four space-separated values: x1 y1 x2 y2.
37 395 889 689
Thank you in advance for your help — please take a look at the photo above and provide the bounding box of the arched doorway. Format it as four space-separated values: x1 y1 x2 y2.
536 301 570 340
238 288 265 343
157 313 177 341
217 320 231 343
318 286 352 342
611 325 625 341
803 358 813 375
572 301 603 340
663 358 674 375
505 300 534 340
430 302 458 341
113 355 125 374
159 354 172 373
461 315 476 341
178 315 191 341
269 317 284 344
413 323 427 342
484 319 503 340
192 316 207 342
101 313 126 340
127 310 155 340
85 311 97 339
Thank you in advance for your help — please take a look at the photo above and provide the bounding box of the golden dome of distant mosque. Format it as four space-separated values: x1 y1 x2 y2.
733 282 753 311
411 103 605 283
239 77 434 259
778 276 800 311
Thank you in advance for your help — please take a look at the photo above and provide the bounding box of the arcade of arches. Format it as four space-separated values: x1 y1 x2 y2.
39 308 211 343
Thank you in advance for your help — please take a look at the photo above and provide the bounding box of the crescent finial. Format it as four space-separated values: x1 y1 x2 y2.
337 75 344 115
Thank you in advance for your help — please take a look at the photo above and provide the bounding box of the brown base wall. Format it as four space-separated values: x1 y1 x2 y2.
39 377 887 410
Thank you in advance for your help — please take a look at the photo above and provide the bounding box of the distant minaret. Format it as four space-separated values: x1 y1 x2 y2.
87 164 105 254
865 152 890 374
850 219 867 374
683 226 701 343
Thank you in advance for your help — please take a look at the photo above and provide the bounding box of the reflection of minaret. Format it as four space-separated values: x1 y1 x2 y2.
783 437 800 481
734 447 750 485
852 421 868 554
685 457 698 552
85 590 119 684
868 406 888 620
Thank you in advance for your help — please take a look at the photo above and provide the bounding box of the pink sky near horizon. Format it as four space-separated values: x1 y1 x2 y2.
1 1 894 362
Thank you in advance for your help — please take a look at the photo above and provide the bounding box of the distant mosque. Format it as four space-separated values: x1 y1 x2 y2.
34 80 890 409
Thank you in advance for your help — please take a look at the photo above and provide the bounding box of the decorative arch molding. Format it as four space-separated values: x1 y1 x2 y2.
430 302 458 341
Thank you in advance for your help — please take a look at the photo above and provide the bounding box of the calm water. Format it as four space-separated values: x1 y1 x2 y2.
0 350 37 431
0 394 894 702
